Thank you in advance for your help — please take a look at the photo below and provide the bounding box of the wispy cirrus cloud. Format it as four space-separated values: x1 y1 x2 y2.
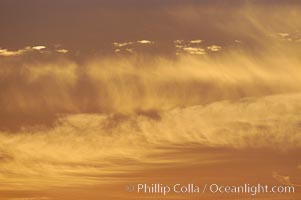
0 2 301 199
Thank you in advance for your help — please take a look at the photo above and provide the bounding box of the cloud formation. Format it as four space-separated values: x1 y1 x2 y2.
1 36 301 124
0 46 68 57
0 2 301 199
1 35 301 191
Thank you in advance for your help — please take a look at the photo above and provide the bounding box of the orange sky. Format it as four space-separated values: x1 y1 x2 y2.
0 1 301 200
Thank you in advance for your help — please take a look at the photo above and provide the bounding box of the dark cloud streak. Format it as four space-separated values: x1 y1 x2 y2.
1 0 300 51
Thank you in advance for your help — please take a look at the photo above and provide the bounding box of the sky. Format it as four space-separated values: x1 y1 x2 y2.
0 1 301 200
0 0 299 50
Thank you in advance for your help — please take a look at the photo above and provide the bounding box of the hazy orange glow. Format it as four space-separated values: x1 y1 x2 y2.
0 1 300 200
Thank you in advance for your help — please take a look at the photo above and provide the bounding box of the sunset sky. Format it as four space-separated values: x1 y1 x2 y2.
0 1 301 200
